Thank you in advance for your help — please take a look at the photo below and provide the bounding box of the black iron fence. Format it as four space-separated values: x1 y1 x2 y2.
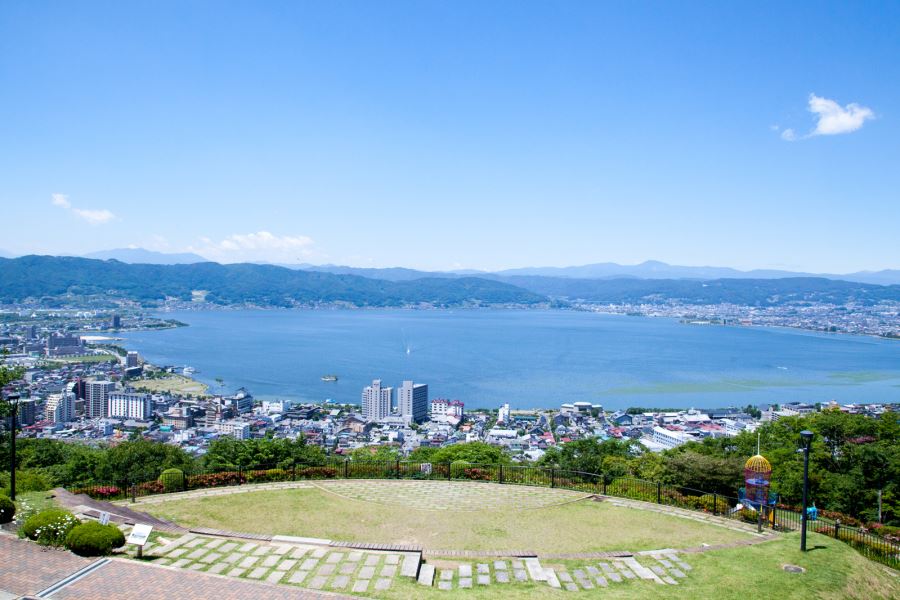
69 458 899 570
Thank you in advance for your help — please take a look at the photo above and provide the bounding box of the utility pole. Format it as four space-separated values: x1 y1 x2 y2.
799 430 814 552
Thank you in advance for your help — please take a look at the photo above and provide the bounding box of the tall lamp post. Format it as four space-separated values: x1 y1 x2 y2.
799 429 814 551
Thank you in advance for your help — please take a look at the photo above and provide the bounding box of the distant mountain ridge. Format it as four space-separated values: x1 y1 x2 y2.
0 256 545 307
83 248 208 264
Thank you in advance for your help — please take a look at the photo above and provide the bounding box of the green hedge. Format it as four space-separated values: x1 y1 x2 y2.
0 495 14 524
158 468 185 493
20 509 79 546
66 521 126 556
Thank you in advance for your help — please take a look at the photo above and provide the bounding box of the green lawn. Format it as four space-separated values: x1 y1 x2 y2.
143 485 752 553
380 534 899 600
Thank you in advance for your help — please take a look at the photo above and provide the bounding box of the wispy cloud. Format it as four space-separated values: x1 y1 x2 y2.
189 231 318 263
51 194 116 225
777 94 874 142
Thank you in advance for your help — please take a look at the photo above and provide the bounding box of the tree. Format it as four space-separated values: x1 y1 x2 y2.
427 442 511 465
349 445 400 462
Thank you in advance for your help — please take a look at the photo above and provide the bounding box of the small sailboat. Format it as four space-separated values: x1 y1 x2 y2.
321 374 338 382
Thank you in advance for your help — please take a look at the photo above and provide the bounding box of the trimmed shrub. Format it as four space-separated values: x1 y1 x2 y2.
66 521 126 556
0 495 15 524
21 509 79 546
158 468 185 493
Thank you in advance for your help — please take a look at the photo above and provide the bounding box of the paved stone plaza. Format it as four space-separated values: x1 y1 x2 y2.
314 479 589 510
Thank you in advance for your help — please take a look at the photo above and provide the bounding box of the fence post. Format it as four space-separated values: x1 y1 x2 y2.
131 482 137 503
344 459 349 479
834 519 841 540
772 506 777 530
239 464 243 485
182 471 187 493
292 461 296 481
713 493 718 516
657 481 662 504
499 464 504 485
447 462 452 481
551 468 556 488
602 478 607 496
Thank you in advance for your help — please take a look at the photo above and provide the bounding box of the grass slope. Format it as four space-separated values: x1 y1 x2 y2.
144 486 751 553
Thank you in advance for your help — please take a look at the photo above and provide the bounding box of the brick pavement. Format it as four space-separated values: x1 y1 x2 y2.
0 534 91 597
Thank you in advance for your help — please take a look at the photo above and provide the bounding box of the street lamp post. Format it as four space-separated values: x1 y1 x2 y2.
799 429 814 552
2 393 21 501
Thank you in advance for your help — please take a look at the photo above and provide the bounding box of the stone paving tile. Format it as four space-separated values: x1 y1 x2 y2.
332 575 349 589
171 559 190 568
514 569 527 582
277 559 297 571
595 576 608 587
154 558 172 566
599 562 614 573
238 556 258 569
247 567 267 579
347 552 363 562
288 571 308 584
308 576 327 589
493 561 508 570
440 570 454 581
495 571 509 583
327 552 344 563
586 566 599 576
274 544 292 555
221 552 242 564
187 563 205 571
311 548 327 558
364 555 379 566
359 566 376 579
253 546 271 556
477 575 490 585
651 565 666 576
384 554 400 565
511 560 524 569
664 576 678 585
459 577 472 588
339 563 356 575
239 542 258 553
208 563 228 574
200 552 222 564
671 568 686 578
220 542 238 553
318 564 335 576
167 548 187 558
206 538 224 549
380 565 397 577
300 558 319 570
227 568 246 577
578 578 594 589
185 538 204 548
352 580 370 593
477 563 489 574
608 572 622 583
438 581 452 591
565 583 579 591
459 564 472 577
290 547 308 559
267 571 285 584
374 578 392 590
559 571 573 582
262 555 280 568
659 559 673 568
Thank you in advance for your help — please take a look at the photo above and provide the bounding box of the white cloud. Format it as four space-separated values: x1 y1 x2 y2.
809 93 874 136
51 194 116 225
778 94 874 141
189 231 318 263
51 193 71 208
72 208 115 225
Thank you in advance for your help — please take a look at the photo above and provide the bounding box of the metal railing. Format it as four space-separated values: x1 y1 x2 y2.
68 458 900 570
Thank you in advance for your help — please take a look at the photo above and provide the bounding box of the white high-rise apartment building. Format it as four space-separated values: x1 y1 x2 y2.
86 381 115 419
108 392 152 420
46 391 76 423
362 379 393 422
398 380 428 424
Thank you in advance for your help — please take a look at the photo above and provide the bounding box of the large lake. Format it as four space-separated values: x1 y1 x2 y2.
120 309 900 410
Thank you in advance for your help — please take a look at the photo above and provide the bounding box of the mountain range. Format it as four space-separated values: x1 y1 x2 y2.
25 248 898 285
2 255 900 308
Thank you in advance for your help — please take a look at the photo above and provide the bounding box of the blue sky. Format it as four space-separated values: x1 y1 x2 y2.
1 1 898 272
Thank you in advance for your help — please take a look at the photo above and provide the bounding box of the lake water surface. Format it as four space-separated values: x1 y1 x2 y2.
120 309 900 410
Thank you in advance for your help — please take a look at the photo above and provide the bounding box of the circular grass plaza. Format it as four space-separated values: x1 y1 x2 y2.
128 480 900 599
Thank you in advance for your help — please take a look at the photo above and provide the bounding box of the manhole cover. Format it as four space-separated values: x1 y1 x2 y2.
783 564 805 573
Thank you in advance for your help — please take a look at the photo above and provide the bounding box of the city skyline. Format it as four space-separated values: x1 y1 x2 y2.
2 2 899 272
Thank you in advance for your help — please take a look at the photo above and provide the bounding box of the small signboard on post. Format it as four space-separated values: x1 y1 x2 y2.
98 511 110 526
127 524 153 558
420 463 432 476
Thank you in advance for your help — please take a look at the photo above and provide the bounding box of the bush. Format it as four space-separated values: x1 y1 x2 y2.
71 485 122 500
65 521 126 556
21 509 79 546
0 495 14 524
158 468 185 493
